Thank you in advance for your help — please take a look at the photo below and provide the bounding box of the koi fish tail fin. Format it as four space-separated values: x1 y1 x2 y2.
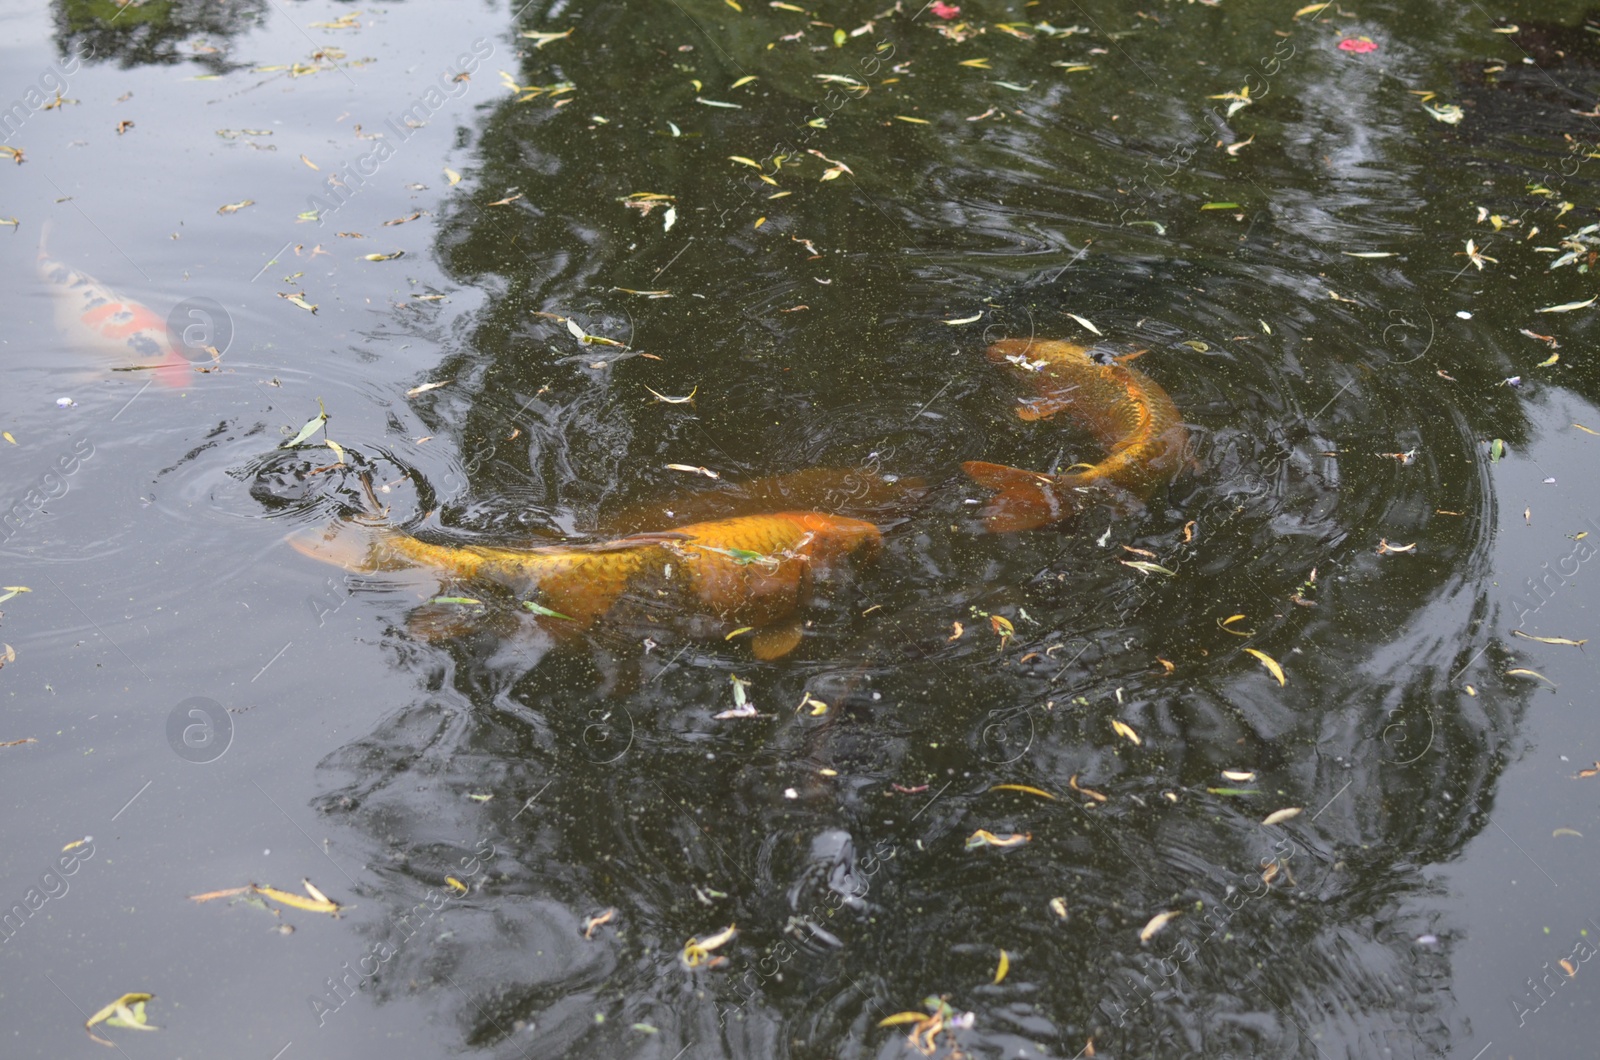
961 461 1081 533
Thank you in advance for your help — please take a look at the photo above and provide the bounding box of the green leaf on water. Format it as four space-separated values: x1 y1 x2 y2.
1201 202 1242 210
1206 787 1259 796
1490 438 1505 462
523 600 575 620
431 597 483 606
281 400 328 448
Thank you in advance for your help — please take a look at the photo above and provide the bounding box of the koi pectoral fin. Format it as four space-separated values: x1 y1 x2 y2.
960 461 1076 533
750 616 805 660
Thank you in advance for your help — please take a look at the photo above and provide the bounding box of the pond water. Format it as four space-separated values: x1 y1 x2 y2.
2 0 1599 1056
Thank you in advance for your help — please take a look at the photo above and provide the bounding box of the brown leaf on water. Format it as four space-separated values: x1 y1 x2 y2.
188 886 253 903
0 736 35 748
1576 762 1600 779
383 212 423 225
1505 667 1557 687
1069 774 1107 802
583 907 616 938
216 199 253 214
948 620 964 641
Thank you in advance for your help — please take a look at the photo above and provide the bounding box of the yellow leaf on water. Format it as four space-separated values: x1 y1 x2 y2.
895 115 930 124
1140 910 1178 941
731 75 758 88
253 883 340 914
1243 648 1286 686
1111 719 1141 745
729 155 762 168
1553 828 1583 838
1262 806 1302 826
2 432 14 444
990 784 1056 800
1506 667 1557 686
878 1012 929 1027
966 829 1030 849
444 167 461 185
994 949 1010 984
86 993 154 1034
216 199 254 214
445 876 468 894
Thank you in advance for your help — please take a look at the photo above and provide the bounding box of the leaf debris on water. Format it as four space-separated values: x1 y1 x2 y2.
990 783 1056 800
666 463 719 478
85 992 155 1045
1505 667 1556 686
1110 719 1141 745
966 829 1030 849
1511 630 1587 647
1243 647 1286 685
1140 910 1178 941
681 923 737 967
1262 806 1302 826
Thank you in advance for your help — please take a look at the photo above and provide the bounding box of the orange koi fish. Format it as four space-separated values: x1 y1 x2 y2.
289 510 881 659
37 230 194 386
603 466 926 536
963 338 1188 532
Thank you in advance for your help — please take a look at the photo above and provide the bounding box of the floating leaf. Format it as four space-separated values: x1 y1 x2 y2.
444 167 461 185
665 463 719 478
1120 560 1175 577
1067 313 1102 336
364 250 404 261
523 600 576 621
253 883 340 914
216 199 254 214
994 949 1010 984
1139 911 1178 941
1049 896 1068 919
644 385 697 404
1200 202 1242 211
1262 806 1302 826
280 401 328 448
966 829 1030 849
1538 296 1596 313
989 784 1056 800
406 380 450 397
878 1012 929 1028
1111 719 1141 745
85 992 155 1041
1243 648 1286 686
520 27 574 47
1221 769 1256 782
943 312 983 325
0 586 31 605
1511 630 1587 647
1505 667 1556 686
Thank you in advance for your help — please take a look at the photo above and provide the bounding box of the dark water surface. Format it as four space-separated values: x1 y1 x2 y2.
3 0 1599 1056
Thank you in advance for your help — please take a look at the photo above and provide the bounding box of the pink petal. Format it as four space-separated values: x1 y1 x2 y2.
1337 38 1378 53
930 1 961 19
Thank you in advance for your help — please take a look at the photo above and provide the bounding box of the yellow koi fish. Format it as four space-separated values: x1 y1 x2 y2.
289 510 881 660
963 338 1188 532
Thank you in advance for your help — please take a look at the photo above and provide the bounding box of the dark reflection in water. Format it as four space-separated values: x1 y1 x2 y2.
216 0 1600 1056
55 0 268 72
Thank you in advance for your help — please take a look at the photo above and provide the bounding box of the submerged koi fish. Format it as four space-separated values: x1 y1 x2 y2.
289 510 881 660
962 338 1188 532
37 229 194 386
